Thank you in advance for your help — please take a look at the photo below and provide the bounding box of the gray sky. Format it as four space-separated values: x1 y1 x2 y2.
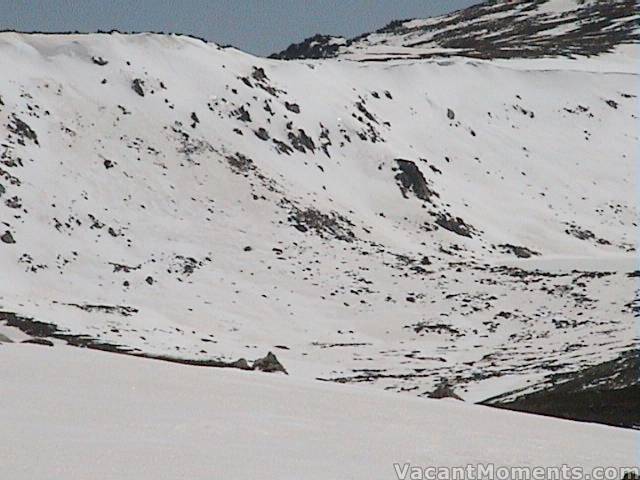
2 0 483 56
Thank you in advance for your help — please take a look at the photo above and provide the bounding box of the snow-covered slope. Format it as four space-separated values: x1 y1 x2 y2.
273 0 640 61
1 343 638 479
0 0 638 425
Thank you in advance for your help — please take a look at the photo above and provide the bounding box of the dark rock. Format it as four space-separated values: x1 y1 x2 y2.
252 351 287 374
251 67 268 82
427 381 463 401
285 102 300 114
229 358 251 370
145 276 154 285
0 333 13 343
288 129 315 153
272 139 293 155
66 303 138 316
254 128 270 141
565 223 596 241
233 106 251 122
447 108 455 120
435 214 476 238
498 244 539 258
91 56 108 66
226 152 255 174
1 231 15 244
270 34 345 60
22 338 54 347
131 78 145 97
8 115 39 145
288 205 355 242
394 159 437 203
483 349 640 429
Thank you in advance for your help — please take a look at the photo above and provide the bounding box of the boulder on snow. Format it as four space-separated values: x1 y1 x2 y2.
427 381 463 401
131 78 145 97
253 351 287 374
229 358 251 370
1 231 16 244
22 338 54 347
0 332 13 343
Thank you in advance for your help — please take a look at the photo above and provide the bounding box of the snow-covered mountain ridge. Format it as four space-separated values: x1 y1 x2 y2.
272 0 640 61
0 0 638 428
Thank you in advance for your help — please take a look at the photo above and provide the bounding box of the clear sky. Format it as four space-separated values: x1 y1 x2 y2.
2 0 483 56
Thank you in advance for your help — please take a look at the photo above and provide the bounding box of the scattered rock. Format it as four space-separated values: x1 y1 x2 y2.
287 204 355 242
288 129 315 153
498 244 540 258
233 106 251 122
8 115 39 145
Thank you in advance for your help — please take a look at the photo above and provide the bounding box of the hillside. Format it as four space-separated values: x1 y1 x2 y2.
0 0 638 437
272 0 640 61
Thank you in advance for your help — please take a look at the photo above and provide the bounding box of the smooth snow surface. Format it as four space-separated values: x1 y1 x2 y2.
1 344 638 479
